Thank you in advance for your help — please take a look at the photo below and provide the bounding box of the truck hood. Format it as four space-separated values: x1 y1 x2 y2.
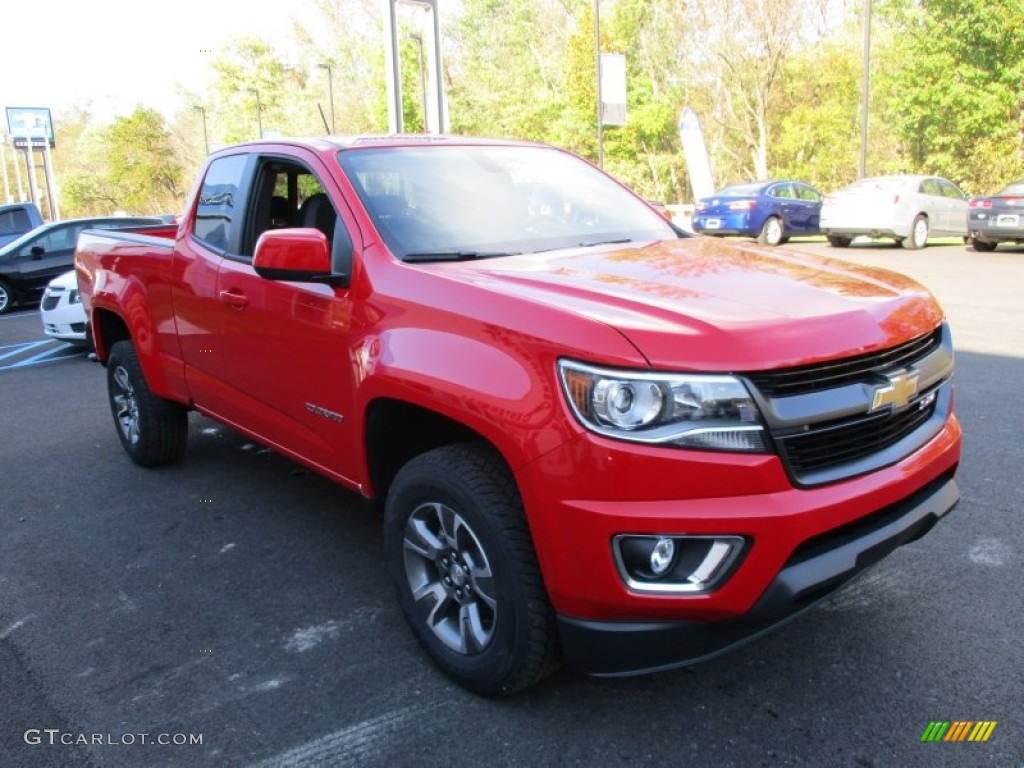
449 237 944 371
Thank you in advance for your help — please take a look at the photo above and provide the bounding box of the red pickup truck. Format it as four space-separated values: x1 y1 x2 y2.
76 137 961 695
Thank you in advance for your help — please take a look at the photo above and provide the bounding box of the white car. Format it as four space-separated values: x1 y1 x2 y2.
820 174 968 250
40 270 89 348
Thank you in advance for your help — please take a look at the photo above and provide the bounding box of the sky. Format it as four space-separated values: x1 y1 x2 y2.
1 0 315 127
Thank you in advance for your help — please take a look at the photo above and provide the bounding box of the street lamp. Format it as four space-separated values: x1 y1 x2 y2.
859 0 871 178
247 87 263 139
317 62 336 134
594 0 603 168
193 105 209 155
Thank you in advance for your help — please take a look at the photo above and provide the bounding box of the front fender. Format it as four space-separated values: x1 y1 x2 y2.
354 325 578 476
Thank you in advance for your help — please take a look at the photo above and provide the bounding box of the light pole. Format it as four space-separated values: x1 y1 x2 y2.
317 63 336 134
859 0 871 178
193 105 209 155
248 87 263 139
593 0 603 168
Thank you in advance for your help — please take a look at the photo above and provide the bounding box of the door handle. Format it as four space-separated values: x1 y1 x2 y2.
218 289 249 309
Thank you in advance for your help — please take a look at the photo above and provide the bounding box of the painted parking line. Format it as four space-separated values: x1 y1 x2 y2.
0 339 86 371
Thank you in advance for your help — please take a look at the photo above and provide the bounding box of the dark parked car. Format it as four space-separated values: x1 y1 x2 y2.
0 216 166 314
691 180 823 245
968 180 1024 252
0 202 44 248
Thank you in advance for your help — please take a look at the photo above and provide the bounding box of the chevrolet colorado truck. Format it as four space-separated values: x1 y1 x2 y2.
75 137 962 695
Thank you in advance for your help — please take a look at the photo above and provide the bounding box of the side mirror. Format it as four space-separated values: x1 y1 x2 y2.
253 228 346 286
30 245 45 259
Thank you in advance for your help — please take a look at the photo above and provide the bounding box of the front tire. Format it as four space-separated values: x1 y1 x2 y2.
0 279 13 314
903 215 929 249
757 216 784 246
384 443 558 696
107 340 188 466
971 237 997 252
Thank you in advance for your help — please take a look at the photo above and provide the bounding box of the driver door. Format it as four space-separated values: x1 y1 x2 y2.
204 150 363 485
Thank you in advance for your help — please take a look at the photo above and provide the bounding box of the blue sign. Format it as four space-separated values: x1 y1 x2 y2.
6 107 55 149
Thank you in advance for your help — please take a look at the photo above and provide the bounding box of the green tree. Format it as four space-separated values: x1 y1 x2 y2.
292 0 389 133
445 0 573 140
875 0 1024 192
772 41 862 189
208 37 316 144
106 108 186 213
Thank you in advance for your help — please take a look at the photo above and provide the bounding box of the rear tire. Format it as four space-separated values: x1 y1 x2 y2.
0 279 13 314
903 215 928 249
384 443 558 696
971 238 997 252
826 235 852 248
107 340 188 466
757 216 785 246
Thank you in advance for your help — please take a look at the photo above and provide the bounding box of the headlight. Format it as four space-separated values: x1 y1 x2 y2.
558 359 767 452
68 289 81 304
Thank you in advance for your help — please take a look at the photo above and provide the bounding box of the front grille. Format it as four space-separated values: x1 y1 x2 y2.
777 396 937 477
746 329 941 397
41 295 61 311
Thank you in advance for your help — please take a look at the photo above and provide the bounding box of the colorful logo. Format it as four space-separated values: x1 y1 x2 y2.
921 721 997 742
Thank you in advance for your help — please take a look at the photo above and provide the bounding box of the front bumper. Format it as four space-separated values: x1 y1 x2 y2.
969 218 1024 242
558 471 959 675
40 290 88 342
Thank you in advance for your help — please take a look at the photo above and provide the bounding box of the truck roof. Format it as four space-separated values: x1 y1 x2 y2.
213 134 548 155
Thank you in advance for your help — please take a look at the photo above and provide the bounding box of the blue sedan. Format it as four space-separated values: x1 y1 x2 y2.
692 180 823 245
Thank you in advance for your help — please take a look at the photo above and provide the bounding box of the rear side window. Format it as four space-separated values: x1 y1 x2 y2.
938 180 964 199
795 184 821 202
194 155 249 251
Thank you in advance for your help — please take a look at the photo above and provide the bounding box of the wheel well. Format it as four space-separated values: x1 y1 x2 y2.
93 309 131 360
365 398 493 507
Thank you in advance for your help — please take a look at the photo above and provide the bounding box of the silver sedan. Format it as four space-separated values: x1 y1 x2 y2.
820 175 968 249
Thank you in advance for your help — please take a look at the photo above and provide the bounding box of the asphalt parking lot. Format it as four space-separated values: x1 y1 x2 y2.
1 241 1022 767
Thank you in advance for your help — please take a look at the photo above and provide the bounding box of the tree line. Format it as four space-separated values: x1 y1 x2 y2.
9 0 1023 218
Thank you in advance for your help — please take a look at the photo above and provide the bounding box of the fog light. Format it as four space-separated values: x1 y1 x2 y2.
613 534 746 594
650 537 675 575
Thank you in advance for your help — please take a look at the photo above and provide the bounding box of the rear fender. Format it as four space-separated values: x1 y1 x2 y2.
89 276 185 403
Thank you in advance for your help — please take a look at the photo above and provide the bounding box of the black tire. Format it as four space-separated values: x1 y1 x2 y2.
903 214 929 249
0 279 13 315
757 216 784 246
826 235 852 248
106 340 188 466
384 443 558 696
971 237 997 252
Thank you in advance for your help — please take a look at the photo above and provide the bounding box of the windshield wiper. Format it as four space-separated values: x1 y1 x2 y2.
578 238 632 247
402 250 520 263
530 238 635 255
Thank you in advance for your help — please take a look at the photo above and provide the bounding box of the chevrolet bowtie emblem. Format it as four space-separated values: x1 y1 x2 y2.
871 370 920 412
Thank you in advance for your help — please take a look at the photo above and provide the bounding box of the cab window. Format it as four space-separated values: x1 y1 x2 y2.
194 154 249 252
244 157 340 259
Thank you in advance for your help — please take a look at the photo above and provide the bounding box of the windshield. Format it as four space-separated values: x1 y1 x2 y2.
336 145 676 260
999 182 1024 196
